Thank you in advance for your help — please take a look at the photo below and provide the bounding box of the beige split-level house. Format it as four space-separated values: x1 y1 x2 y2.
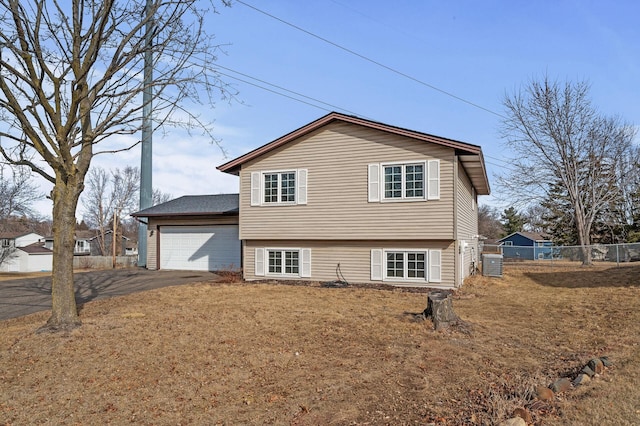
216 112 490 288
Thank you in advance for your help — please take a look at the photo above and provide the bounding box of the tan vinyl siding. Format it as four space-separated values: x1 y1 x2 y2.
244 239 456 289
455 165 480 282
456 165 476 240
240 122 455 241
147 229 157 270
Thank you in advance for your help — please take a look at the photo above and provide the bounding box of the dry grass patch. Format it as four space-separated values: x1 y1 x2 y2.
0 272 51 282
1 263 639 425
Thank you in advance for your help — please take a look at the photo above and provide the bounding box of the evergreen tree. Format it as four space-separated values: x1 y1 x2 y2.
500 207 525 237
541 180 578 246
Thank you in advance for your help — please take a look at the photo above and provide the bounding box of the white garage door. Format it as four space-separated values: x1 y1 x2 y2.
160 225 240 271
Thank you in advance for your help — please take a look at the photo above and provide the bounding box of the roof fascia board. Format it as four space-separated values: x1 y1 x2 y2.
130 211 239 218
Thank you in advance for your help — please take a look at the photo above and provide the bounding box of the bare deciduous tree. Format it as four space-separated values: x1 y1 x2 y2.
0 165 42 228
82 166 140 255
0 246 18 268
477 204 502 239
0 0 233 331
152 188 173 206
500 76 637 265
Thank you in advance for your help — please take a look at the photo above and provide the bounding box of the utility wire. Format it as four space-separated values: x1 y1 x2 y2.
213 63 364 117
219 58 515 170
184 54 366 115
202 59 514 160
215 69 336 112
236 0 506 119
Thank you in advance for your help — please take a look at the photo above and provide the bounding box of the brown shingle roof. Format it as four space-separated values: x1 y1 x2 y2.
18 242 52 254
0 232 30 239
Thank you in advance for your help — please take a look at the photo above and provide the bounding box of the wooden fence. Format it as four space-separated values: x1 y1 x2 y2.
73 256 138 270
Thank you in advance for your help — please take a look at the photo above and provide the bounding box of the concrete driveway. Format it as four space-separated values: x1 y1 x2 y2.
0 268 219 321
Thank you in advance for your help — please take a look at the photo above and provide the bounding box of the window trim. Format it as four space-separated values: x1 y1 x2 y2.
250 169 308 206
370 248 442 284
263 170 297 205
254 247 311 278
381 161 426 201
383 249 428 282
75 240 90 253
382 249 429 282
368 160 439 203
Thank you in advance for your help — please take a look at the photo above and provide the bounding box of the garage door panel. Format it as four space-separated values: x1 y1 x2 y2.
160 225 240 271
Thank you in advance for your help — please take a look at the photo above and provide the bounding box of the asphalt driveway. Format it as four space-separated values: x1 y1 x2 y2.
0 268 219 321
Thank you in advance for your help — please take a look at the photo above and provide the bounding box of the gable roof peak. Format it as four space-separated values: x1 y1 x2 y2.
217 112 490 195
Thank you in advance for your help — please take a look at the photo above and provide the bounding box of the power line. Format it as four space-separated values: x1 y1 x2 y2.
218 61 517 171
213 63 364 117
485 154 515 167
201 60 515 164
235 0 506 119
215 69 336 113
183 53 365 115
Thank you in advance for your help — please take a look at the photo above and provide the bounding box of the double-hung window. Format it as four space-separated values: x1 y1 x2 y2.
368 160 439 202
255 247 312 278
383 163 424 199
251 169 307 206
385 251 426 280
371 248 441 283
1 239 10 248
263 171 296 203
268 249 299 275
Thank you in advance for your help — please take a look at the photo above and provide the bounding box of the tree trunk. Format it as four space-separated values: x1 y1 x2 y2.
423 291 459 331
40 174 83 332
574 206 593 266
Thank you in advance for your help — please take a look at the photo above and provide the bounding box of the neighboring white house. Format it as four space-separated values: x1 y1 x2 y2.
1 232 43 248
0 232 53 273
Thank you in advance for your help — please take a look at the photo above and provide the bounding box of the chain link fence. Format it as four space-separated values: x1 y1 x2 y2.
481 242 640 265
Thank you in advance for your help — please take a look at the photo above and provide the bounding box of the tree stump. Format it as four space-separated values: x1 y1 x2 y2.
423 291 459 330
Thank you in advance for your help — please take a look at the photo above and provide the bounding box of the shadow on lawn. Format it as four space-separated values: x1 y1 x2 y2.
525 264 640 289
3 269 218 315
4 270 146 314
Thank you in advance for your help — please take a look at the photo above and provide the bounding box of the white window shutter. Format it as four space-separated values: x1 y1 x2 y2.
371 249 383 281
368 164 380 202
472 187 476 210
255 248 265 276
250 172 261 206
300 248 311 277
429 249 441 282
297 169 308 205
427 160 440 200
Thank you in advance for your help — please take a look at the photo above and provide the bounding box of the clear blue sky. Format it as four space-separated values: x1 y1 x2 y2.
37 0 640 217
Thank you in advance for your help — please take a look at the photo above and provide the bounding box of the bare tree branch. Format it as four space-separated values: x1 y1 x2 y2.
500 76 637 264
0 0 236 330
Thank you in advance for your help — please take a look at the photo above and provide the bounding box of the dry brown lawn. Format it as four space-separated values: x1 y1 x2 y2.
1 262 639 425
0 272 51 282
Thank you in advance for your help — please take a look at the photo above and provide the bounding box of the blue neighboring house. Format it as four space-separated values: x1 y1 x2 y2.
498 231 553 260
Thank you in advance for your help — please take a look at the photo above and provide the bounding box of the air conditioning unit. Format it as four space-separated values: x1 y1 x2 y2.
482 254 503 277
